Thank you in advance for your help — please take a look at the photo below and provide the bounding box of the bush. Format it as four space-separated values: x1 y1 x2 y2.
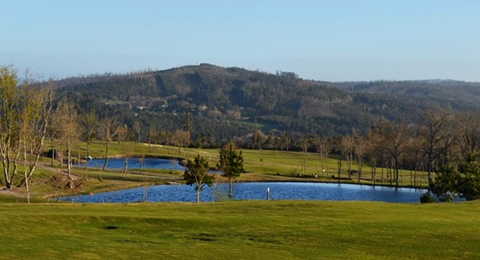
420 192 435 203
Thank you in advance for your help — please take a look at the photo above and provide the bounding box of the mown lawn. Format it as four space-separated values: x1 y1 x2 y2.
78 141 428 188
0 200 478 259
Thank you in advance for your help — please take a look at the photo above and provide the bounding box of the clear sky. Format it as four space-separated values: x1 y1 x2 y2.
1 0 479 81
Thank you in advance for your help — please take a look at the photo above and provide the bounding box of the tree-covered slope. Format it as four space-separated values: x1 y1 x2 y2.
55 64 480 140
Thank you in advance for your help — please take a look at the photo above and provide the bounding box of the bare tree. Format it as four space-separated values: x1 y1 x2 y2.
354 134 368 183
340 134 355 179
79 112 98 168
280 131 290 151
18 75 55 201
0 66 54 192
315 137 332 176
173 129 190 154
99 117 119 172
420 110 451 186
405 135 425 188
117 124 130 173
364 129 382 185
455 111 480 159
55 99 80 185
298 135 310 175
376 122 410 188
133 121 141 143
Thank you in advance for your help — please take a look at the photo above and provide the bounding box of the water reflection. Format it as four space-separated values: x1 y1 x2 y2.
61 182 425 203
83 158 185 171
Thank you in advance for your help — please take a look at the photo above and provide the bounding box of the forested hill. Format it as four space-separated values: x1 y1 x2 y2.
335 80 480 111
55 64 480 141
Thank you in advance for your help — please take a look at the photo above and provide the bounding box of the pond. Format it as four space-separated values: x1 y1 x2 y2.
60 182 425 203
84 158 185 171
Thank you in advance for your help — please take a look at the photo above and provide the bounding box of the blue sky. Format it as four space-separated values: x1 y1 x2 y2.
1 0 479 81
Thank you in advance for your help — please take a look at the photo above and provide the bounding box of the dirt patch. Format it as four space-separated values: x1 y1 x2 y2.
0 187 25 198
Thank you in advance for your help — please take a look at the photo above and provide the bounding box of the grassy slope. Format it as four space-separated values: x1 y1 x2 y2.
0 201 478 259
114 142 428 187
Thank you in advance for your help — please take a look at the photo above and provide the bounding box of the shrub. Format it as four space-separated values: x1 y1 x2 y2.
420 192 435 203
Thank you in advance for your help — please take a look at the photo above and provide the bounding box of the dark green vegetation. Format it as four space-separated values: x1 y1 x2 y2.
56 64 480 139
217 143 244 198
0 201 479 259
431 153 480 201
183 154 213 202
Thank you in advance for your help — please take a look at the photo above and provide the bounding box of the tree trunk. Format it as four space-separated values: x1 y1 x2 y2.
67 145 72 177
357 157 362 184
228 179 233 199
381 163 384 184
196 186 200 203
427 152 433 188
59 144 63 168
320 151 324 176
86 142 90 169
337 158 342 183
123 157 128 173
103 142 109 171
51 143 55 166
23 143 30 204
394 157 399 188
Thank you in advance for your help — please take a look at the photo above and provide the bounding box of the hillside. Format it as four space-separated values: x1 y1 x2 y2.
55 64 480 142
335 80 480 111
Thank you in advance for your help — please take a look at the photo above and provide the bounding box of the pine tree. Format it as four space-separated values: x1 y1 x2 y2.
184 154 213 203
217 142 244 199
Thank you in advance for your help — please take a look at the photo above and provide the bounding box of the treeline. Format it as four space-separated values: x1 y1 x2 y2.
309 109 480 201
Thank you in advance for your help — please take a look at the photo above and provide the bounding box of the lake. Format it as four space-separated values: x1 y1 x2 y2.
84 158 185 171
60 182 425 203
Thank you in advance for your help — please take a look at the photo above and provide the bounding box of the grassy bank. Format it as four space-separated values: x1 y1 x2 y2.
0 201 478 259
67 141 430 187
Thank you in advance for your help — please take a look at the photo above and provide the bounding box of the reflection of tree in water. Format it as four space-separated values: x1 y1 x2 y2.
210 175 228 202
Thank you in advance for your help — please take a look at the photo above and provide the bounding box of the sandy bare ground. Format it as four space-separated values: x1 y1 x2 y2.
0 187 25 198
0 163 76 199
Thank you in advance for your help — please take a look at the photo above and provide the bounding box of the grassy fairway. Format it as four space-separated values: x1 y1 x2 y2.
0 201 478 259
65 141 430 189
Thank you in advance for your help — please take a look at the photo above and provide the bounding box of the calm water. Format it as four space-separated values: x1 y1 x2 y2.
84 158 185 171
60 182 425 203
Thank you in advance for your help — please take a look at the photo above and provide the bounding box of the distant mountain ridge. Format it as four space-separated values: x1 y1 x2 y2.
55 64 480 139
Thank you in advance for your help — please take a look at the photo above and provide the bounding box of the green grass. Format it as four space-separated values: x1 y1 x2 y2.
0 200 478 259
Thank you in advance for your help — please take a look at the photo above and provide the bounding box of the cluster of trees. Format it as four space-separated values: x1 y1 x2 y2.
183 142 244 202
242 109 480 194
0 66 54 201
431 154 480 202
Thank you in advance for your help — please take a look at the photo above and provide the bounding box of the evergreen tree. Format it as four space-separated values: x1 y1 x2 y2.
184 154 213 203
457 153 480 201
217 142 244 199
430 165 458 202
